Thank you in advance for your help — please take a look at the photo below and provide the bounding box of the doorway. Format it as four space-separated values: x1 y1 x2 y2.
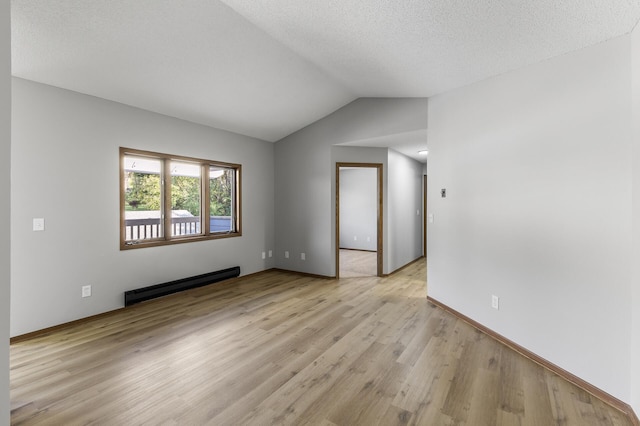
336 163 383 278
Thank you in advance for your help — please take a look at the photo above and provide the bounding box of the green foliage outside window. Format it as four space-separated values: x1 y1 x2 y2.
125 170 232 217
172 175 200 216
210 169 233 216
125 172 161 211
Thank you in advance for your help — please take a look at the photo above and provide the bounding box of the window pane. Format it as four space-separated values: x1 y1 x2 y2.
124 156 163 241
171 161 202 237
210 166 235 233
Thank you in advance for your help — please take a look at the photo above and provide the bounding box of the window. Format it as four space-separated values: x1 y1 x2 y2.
120 147 241 249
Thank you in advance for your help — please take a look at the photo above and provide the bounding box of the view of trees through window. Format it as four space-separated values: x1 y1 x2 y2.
124 158 161 212
210 167 233 216
171 163 201 217
125 163 234 218
121 148 240 248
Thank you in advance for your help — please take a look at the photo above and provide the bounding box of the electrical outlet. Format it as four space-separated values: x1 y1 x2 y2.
353 236 357 241
33 218 45 231
82 285 92 298
301 253 306 260
268 250 273 258
261 251 266 259
491 295 499 310
285 251 289 259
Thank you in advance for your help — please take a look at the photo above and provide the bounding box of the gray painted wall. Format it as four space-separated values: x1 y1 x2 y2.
11 78 275 336
1 0 10 422
428 35 632 403
387 149 424 271
631 24 640 415
275 98 427 276
339 168 377 251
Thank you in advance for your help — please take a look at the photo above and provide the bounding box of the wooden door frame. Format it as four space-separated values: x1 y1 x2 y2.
335 163 383 278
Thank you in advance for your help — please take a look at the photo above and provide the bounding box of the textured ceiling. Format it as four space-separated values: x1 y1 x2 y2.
11 0 354 142
10 0 640 161
221 0 640 97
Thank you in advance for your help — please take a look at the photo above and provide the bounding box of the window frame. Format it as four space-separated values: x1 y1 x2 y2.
120 147 242 250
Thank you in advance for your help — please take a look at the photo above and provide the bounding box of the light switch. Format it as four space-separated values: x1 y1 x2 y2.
428 214 434 223
33 218 45 231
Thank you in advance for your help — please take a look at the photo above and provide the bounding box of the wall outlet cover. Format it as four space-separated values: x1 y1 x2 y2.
491 295 499 310
82 285 92 298
33 218 45 231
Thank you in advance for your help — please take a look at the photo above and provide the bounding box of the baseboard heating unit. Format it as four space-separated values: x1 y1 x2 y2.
124 266 241 306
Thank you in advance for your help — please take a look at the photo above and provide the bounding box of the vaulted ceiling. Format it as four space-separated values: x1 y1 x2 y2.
10 1 640 161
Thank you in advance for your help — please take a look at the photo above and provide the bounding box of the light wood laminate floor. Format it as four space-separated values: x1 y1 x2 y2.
11 259 632 425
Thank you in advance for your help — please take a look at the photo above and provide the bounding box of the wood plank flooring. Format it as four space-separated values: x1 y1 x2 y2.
10 259 632 425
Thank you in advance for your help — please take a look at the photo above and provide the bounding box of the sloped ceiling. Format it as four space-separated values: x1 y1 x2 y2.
10 0 640 159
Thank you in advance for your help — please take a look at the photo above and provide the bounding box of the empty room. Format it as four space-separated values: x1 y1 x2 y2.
3 1 640 425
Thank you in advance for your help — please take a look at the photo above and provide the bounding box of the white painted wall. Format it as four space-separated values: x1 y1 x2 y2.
427 36 632 402
631 23 640 416
339 168 377 251
275 98 427 276
0 0 10 422
11 78 275 336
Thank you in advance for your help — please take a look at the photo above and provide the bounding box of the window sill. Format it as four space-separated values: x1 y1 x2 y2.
120 232 242 250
